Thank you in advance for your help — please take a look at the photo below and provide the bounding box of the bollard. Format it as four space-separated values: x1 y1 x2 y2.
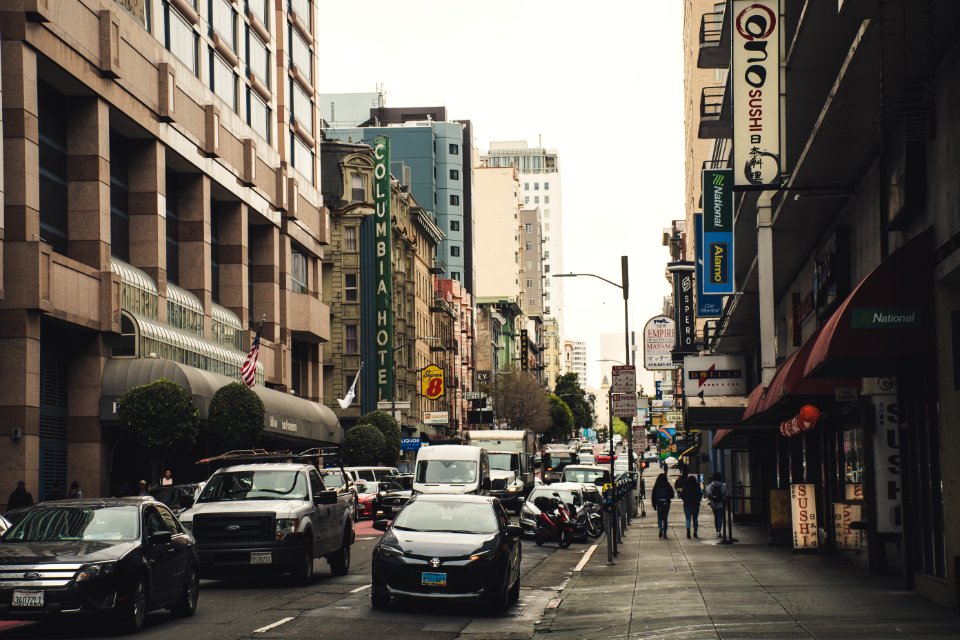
606 506 615 564
719 495 736 545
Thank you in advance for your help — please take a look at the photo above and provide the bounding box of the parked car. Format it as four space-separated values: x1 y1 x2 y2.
354 481 381 520
0 498 199 633
578 452 596 465
561 464 613 488
372 474 414 520
149 483 203 515
519 483 590 540
370 494 522 612
643 451 659 463
595 450 617 464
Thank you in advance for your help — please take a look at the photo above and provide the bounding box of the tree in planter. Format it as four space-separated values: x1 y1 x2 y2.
547 395 575 443
342 424 386 466
489 370 551 433
117 378 199 484
206 382 265 452
356 410 401 465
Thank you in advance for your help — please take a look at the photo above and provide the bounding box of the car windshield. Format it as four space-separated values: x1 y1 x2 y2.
563 468 610 486
488 453 519 471
320 471 346 489
356 481 380 495
529 488 581 507
416 460 478 484
381 476 413 491
2 506 140 542
198 470 307 502
393 500 497 534
543 452 577 470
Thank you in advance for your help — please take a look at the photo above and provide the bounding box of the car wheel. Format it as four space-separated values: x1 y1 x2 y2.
371 585 390 610
508 571 520 603
291 541 315 586
117 577 147 633
327 532 351 576
486 574 511 615
170 565 199 617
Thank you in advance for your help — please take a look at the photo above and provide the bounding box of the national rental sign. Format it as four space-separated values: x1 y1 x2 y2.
851 308 921 329
702 169 734 296
374 136 394 401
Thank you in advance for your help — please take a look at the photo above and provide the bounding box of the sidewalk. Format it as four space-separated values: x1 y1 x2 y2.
533 476 959 639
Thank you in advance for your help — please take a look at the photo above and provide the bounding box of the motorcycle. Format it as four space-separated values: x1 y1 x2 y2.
585 502 605 538
533 496 575 548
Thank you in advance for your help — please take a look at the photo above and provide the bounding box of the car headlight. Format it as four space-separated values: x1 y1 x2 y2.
377 544 404 558
469 550 497 562
76 562 116 582
276 518 299 540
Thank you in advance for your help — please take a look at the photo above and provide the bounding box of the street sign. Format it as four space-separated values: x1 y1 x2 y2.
463 391 487 400
665 411 683 423
421 364 445 399
611 393 637 418
423 411 449 425
476 370 491 385
400 437 422 451
610 365 636 395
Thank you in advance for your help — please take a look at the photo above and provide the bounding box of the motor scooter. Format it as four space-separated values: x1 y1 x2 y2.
533 496 575 548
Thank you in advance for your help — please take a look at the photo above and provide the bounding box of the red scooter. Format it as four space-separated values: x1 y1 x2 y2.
533 496 575 548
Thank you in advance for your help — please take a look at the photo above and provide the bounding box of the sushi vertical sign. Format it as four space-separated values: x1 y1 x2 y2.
790 483 818 550
374 136 394 401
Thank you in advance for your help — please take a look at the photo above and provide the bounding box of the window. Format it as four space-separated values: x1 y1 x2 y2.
526 278 534 288
524 223 533 233
110 135 130 261
246 27 269 85
450 194 460 206
165 2 198 74
351 174 366 201
344 272 358 302
451 271 460 281
448 143 459 155
544 209 550 217
525 260 532 270
544 196 550 204
450 220 460 232
450 169 459 180
290 131 314 183
344 226 357 252
544 182 550 190
524 196 529 204
534 183 539 191
38 83 68 255
211 52 237 112
544 251 550 259
545 264 550 274
524 183 529 191
247 89 271 142
529 298 536 307
525 242 533 251
534 196 539 204
290 0 311 25
451 246 460 257
210 0 236 51
291 80 313 135
291 247 308 293
289 26 313 83
166 171 180 284
249 0 269 27
545 223 550 232
345 324 358 353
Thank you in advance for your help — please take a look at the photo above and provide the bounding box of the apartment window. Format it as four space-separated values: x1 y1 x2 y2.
164 2 198 74
210 0 236 51
526 278 534 288
524 183 529 191
544 182 550 190
166 171 180 284
524 196 529 204
451 271 460 281
290 132 314 183
545 223 551 232
450 169 459 180
290 0 311 24
450 194 460 206
110 135 130 262
534 183 539 191
291 80 313 135
344 272 358 302
344 226 357 251
450 220 460 232
211 52 237 112
544 196 550 204
351 174 366 201
246 27 270 85
545 251 550 259
515 252 519 263
451 246 460 257
38 83 68 255
525 242 533 251
247 89 271 143
534 196 539 204
291 247 308 293
524 223 533 233
249 0 269 27
545 264 551 274
345 325 359 353
289 26 313 83
449 143 459 155
525 260 532 270
544 209 550 217
544 292 550 301
529 298 536 307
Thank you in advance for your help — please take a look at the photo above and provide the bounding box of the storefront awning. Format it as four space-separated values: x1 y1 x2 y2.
711 424 778 449
100 358 340 445
741 383 767 422
805 230 933 378
685 395 749 427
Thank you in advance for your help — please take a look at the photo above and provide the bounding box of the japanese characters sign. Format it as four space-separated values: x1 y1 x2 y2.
643 316 675 371
373 136 394 401
790 483 818 549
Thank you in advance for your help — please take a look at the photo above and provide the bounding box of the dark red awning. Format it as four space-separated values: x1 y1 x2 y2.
804 230 933 378
741 383 767 421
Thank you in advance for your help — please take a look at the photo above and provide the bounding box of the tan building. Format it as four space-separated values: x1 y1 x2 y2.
473 166 522 299
0 0 334 506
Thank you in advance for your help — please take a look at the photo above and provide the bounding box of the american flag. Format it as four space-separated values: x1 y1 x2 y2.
240 324 262 387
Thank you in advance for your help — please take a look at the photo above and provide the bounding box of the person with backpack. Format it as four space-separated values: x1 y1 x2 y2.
681 474 702 538
651 473 675 539
705 472 728 537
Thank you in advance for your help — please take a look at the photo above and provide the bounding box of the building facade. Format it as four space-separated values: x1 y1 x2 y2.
564 339 588 389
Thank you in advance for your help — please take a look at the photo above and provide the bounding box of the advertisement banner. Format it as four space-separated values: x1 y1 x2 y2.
520 329 529 371
872 390 902 533
682 354 747 397
420 364 445 400
643 316 675 371
731 0 782 187
834 503 863 550
702 170 735 295
423 411 449 425
694 213 724 316
790 483 818 549
657 427 676 460
373 136 394 401
668 262 697 359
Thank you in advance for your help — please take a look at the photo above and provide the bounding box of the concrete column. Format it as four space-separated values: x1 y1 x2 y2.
249 223 281 382
178 173 212 335
217 202 247 322
67 334 109 498
0 310 41 512
757 192 777 386
2 41 39 244
67 97 110 271
127 139 166 298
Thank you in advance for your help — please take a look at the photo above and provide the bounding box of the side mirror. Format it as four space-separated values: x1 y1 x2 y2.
506 524 523 537
148 530 172 545
314 489 338 505
373 519 390 532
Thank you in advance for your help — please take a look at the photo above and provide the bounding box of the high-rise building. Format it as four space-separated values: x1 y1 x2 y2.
473 167 522 300
564 340 588 390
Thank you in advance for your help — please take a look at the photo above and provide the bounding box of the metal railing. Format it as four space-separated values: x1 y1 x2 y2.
701 86 727 119
700 11 725 46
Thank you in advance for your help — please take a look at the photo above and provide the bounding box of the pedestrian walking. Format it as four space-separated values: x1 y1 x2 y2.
681 474 702 538
6 480 34 512
161 469 174 486
651 473 674 539
705 472 728 537
68 480 83 499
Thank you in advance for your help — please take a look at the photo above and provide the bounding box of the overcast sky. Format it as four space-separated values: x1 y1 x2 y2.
318 1 683 392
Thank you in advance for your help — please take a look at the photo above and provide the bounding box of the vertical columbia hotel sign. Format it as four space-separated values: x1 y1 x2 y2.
732 0 781 187
374 137 394 401
702 170 734 296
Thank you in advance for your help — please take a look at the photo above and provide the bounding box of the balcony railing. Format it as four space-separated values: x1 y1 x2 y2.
698 10 730 69
699 84 732 139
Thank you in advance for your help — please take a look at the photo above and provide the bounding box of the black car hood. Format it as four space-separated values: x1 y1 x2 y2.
385 530 497 558
0 540 138 564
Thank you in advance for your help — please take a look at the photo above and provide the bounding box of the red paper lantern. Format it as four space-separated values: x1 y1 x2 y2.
799 404 821 424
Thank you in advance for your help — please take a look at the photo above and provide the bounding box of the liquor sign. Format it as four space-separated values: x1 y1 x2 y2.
610 365 636 395
731 0 782 187
694 213 723 316
643 316 675 370
682 354 747 397
373 136 394 401
423 411 449 425
519 329 529 371
611 393 637 419
701 170 735 295
790 483 818 549
420 364 445 400
872 390 902 533
400 437 422 452
668 262 697 359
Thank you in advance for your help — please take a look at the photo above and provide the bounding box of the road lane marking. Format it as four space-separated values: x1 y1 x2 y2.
350 584 372 593
573 544 599 572
253 617 294 633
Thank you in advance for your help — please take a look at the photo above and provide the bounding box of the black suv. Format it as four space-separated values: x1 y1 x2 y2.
0 498 199 633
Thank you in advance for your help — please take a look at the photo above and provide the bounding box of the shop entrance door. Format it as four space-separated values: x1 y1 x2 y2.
731 449 765 523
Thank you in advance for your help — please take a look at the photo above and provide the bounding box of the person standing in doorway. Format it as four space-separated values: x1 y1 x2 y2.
161 470 174 486
7 481 34 512
705 472 728 537
651 473 675 539
68 481 82 499
681 474 702 538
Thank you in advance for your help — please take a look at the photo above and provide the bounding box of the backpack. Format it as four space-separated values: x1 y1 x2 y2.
706 481 725 506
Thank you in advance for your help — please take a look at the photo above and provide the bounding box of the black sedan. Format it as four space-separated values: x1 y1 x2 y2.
0 498 199 633
370 494 522 613
372 474 414 520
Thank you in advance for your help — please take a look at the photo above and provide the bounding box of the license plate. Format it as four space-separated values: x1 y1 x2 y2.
391 506 402 513
421 572 446 587
12 590 43 607
250 552 272 565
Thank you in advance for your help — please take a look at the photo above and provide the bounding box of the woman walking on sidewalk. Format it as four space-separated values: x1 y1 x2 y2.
705 472 728 537
651 473 674 539
681 475 702 538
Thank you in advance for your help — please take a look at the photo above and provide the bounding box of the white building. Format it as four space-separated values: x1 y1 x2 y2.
473 167 522 299
564 339 588 389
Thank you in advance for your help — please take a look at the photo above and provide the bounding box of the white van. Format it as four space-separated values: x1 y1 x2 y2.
413 445 491 495
344 466 400 482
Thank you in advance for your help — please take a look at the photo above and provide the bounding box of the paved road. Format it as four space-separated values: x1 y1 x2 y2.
4 518 595 640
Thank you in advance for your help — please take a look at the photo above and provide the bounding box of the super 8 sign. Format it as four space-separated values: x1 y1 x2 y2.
421 364 445 400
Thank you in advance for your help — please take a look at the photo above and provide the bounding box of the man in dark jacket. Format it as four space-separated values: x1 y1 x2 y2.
7 480 34 512
651 474 675 538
